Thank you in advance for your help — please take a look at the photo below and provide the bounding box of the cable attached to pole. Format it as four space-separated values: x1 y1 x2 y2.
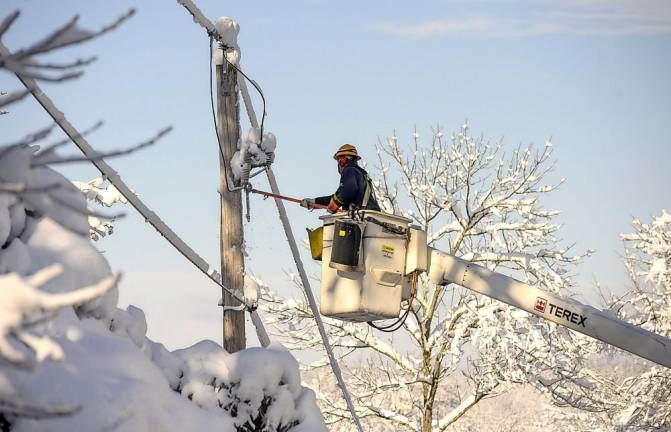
210 37 240 194
209 37 271 221
213 40 267 141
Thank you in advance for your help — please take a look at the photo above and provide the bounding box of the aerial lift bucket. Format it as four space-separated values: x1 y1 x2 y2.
317 211 426 322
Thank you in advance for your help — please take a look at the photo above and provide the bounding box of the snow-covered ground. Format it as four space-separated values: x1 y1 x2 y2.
0 144 326 431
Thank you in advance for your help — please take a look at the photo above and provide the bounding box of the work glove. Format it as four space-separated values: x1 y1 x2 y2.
300 198 316 209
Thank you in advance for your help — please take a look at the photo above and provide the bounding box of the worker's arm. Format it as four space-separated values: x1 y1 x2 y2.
313 195 340 213
302 196 337 212
314 195 332 206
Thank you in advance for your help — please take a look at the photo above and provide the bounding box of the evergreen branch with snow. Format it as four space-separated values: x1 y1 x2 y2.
0 266 119 367
0 400 80 421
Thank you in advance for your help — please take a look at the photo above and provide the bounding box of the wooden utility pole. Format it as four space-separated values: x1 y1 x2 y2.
216 60 246 353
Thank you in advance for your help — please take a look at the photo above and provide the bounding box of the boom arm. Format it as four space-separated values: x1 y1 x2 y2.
426 249 671 369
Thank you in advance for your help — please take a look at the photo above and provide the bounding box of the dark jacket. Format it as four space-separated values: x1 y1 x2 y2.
316 162 380 211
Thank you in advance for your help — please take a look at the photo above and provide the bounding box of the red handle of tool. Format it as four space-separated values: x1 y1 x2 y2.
250 188 330 210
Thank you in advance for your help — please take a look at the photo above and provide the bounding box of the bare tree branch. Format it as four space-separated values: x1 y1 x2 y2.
1 124 56 147
0 88 29 108
33 126 172 166
23 56 97 70
0 10 19 41
0 9 134 85
35 120 104 158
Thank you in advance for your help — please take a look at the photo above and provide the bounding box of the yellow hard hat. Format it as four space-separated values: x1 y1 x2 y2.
333 144 361 160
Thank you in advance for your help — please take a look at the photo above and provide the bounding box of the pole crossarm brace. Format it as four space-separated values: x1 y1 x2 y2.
0 40 270 349
174 1 364 430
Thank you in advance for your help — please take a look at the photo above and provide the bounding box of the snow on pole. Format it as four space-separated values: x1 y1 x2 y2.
212 17 240 65
0 40 271 349
428 249 671 369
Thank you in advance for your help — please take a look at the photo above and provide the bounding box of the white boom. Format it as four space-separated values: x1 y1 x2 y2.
427 249 671 369
317 211 671 370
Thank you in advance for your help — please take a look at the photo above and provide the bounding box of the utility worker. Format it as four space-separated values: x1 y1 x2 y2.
301 144 381 213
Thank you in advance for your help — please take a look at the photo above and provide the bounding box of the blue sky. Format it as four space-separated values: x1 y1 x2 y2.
2 0 669 349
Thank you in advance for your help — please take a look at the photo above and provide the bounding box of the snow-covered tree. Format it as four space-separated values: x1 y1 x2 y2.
547 211 671 431
619 211 671 339
261 124 597 431
0 134 123 428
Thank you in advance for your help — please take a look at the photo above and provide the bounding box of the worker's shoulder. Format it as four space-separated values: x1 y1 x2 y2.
341 164 367 177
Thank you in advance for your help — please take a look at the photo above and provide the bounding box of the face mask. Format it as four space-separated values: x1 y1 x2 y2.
337 156 349 173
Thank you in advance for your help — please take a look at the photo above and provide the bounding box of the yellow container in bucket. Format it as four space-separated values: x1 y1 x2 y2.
307 226 324 261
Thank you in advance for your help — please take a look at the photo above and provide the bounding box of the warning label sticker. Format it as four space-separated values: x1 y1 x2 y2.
382 245 394 258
